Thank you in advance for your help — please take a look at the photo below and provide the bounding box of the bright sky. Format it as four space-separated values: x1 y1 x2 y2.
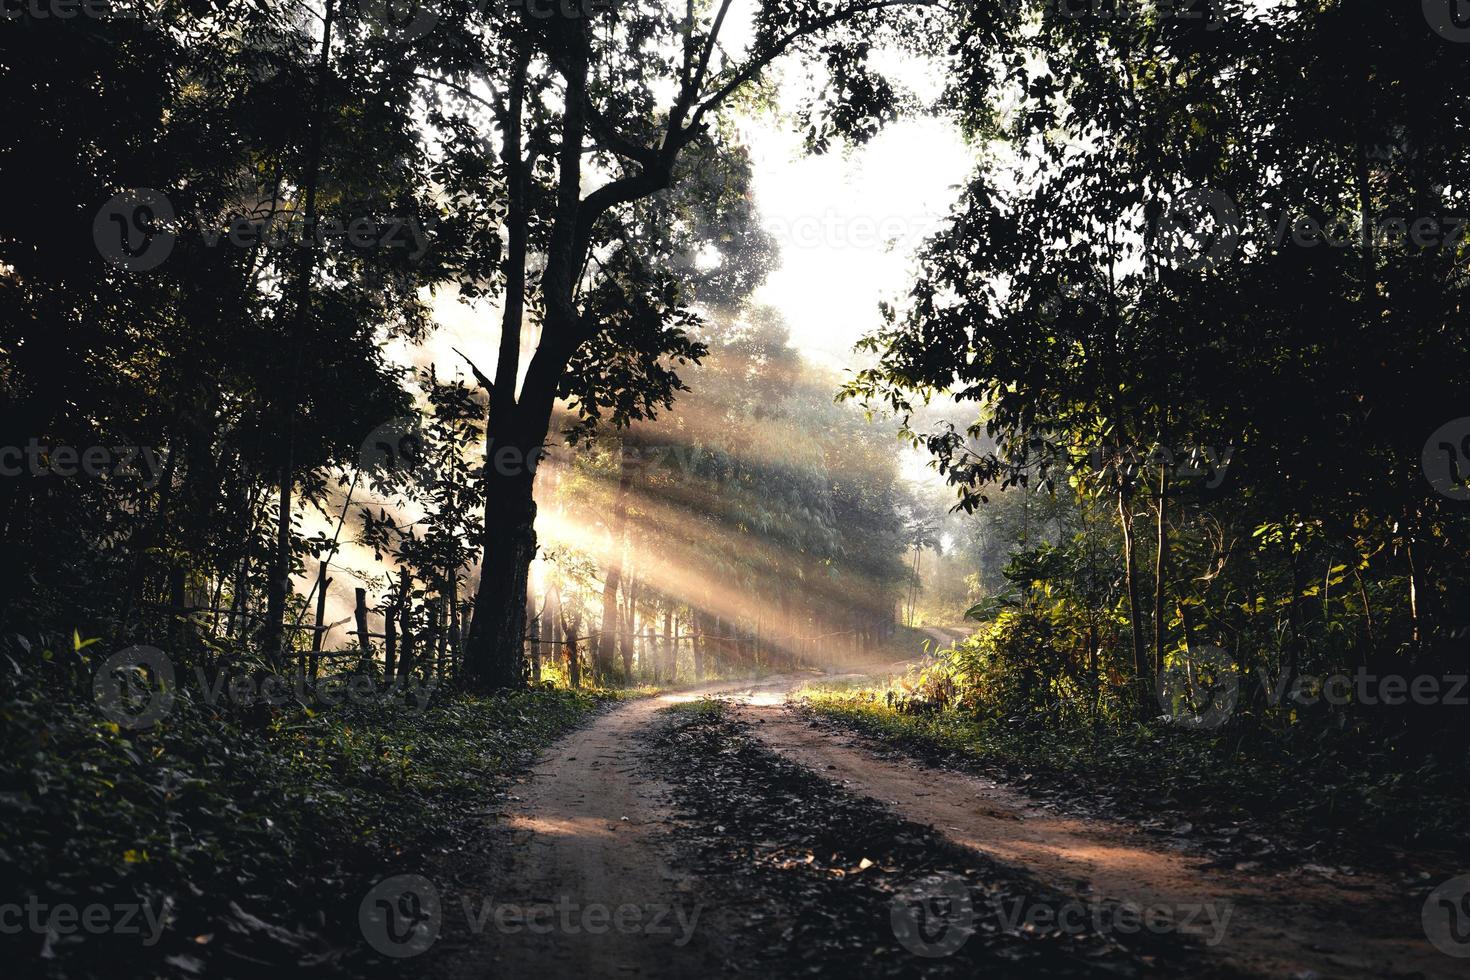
415 42 976 465
743 108 972 373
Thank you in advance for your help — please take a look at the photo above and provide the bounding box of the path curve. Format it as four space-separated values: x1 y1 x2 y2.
731 697 1454 980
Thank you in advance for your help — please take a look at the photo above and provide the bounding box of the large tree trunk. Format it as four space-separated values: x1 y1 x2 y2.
465 469 537 690
461 36 581 691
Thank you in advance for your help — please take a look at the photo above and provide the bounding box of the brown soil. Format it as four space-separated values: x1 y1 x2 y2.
731 697 1455 979
433 658 1458 979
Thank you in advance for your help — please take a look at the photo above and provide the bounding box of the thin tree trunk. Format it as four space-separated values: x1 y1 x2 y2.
563 609 581 689
261 0 337 660
1118 483 1149 707
309 559 330 678
693 610 706 680
354 587 372 671
398 567 415 680
384 597 397 679
597 443 634 679
1152 460 1169 675
527 590 541 684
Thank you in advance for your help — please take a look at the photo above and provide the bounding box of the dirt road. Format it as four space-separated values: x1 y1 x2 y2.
733 698 1454 979
433 673 839 978
434 665 1457 978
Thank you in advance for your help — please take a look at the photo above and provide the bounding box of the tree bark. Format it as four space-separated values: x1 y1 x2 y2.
261 0 336 660
397 567 415 679
1118 482 1149 707
1152 460 1169 676
354 587 372 671
309 559 330 678
527 590 541 684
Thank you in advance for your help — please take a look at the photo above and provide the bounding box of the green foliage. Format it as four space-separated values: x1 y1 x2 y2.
803 689 1470 857
0 679 605 976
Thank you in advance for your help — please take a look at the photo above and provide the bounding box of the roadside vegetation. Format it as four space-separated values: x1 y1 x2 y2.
0 663 608 979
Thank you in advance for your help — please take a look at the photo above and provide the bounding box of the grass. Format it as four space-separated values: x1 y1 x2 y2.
799 687 1470 864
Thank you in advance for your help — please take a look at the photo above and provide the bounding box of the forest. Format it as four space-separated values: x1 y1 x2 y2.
2 1 1468 978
